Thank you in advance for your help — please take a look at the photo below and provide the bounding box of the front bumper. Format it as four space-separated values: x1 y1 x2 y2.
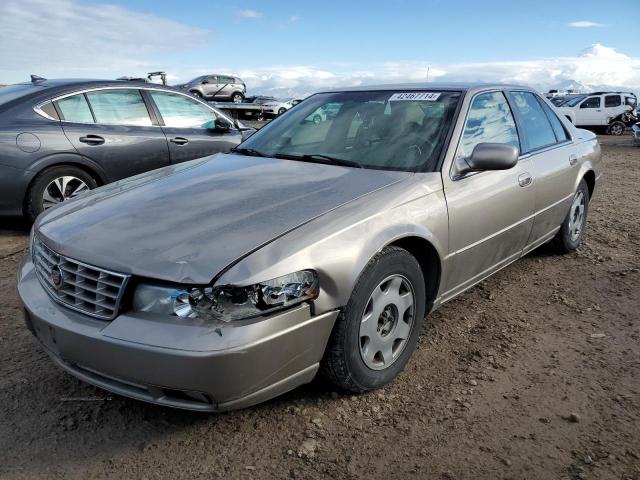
632 126 640 145
17 256 339 412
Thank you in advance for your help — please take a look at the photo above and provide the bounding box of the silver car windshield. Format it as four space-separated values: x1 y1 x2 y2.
239 90 461 172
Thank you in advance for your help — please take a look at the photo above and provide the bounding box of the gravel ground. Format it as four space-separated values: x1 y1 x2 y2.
0 135 638 480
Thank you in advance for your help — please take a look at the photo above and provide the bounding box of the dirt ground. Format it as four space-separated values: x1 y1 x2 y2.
0 135 638 480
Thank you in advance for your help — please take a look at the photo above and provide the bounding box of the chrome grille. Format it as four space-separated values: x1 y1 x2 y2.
32 235 129 320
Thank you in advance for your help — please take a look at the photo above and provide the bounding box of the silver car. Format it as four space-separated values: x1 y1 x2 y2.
18 83 601 411
178 74 246 103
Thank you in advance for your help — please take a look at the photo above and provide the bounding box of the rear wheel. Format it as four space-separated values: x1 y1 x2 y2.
552 179 590 253
322 246 426 392
313 114 322 125
25 166 97 221
232 92 244 103
607 121 625 136
278 107 287 115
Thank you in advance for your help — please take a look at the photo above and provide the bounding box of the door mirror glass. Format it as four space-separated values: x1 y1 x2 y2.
212 117 232 131
456 143 518 176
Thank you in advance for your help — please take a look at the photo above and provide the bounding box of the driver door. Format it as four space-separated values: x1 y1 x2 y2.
441 91 534 300
146 90 242 163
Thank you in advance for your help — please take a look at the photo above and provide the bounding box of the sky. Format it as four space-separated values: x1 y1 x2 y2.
0 0 638 96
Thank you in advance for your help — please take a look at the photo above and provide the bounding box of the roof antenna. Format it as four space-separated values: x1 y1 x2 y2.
30 74 46 83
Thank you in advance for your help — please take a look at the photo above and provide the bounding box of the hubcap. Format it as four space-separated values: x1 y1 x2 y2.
611 124 623 135
359 275 415 370
567 190 585 242
42 176 89 210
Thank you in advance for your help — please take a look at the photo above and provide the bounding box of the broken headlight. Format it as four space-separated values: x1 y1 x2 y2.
132 270 319 322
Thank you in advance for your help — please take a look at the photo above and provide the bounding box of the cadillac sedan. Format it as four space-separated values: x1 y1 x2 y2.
18 83 602 411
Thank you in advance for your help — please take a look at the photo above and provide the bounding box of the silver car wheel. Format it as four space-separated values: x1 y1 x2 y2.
609 123 624 135
232 94 243 103
42 176 89 210
567 190 585 242
359 274 415 371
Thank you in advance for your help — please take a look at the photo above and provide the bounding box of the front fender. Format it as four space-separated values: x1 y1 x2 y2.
215 174 449 314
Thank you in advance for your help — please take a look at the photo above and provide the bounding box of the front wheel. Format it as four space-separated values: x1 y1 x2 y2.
607 121 625 136
190 90 203 99
322 246 426 392
277 107 287 115
25 166 98 221
552 179 590 253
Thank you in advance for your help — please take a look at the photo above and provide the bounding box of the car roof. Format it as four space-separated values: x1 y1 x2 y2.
318 82 536 95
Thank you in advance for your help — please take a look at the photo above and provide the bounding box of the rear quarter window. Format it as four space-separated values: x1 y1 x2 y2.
55 94 94 123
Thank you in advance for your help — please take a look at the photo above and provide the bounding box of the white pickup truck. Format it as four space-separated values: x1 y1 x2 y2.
558 92 638 135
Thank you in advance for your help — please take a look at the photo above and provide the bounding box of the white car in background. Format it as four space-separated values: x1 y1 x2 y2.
260 98 298 117
558 92 637 135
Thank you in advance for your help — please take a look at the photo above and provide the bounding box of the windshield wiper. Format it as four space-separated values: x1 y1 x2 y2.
273 152 363 169
232 147 267 157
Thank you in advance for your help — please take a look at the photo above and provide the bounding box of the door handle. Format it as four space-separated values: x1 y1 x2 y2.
518 173 532 187
170 137 189 145
79 135 105 145
569 154 578 166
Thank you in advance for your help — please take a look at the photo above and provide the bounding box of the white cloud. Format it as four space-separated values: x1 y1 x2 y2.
568 21 606 28
0 0 210 80
289 15 300 22
237 9 262 18
209 44 639 97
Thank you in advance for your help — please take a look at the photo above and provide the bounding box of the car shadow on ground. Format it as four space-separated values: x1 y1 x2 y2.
0 216 31 233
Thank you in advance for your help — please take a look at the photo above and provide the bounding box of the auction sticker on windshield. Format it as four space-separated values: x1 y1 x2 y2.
389 92 441 101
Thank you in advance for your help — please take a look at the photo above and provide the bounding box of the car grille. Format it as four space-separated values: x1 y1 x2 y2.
32 235 129 320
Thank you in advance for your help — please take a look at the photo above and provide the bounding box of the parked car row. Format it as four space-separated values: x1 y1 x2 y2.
0 77 254 220
16 82 602 411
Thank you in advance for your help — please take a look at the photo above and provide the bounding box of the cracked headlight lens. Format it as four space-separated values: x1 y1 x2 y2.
132 270 319 322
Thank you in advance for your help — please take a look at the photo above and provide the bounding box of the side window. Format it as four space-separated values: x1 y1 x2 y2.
537 97 569 142
149 91 217 128
205 76 218 84
625 96 637 107
457 91 519 159
85 89 152 126
604 95 622 108
509 91 557 151
55 94 94 123
218 76 235 84
580 96 601 109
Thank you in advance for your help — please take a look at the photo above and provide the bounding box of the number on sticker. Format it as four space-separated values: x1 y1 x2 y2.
389 92 441 101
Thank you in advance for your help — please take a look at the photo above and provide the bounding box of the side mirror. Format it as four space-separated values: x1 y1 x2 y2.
455 143 518 176
213 117 232 131
202 80 210 84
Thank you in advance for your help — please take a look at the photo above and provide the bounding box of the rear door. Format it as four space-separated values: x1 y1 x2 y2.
56 88 170 181
603 94 623 123
146 90 242 163
507 91 577 251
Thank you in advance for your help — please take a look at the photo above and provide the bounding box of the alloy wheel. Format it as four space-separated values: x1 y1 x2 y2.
359 274 415 370
609 123 624 136
567 190 586 242
42 176 89 210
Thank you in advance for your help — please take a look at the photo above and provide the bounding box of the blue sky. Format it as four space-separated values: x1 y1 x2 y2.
1 0 638 95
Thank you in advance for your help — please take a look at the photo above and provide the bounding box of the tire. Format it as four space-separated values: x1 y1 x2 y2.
607 121 625 136
552 179 590 254
313 114 322 125
25 166 97 222
322 246 426 392
277 107 287 115
232 92 244 104
190 90 203 99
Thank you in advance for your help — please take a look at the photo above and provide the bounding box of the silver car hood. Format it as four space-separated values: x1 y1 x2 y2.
36 154 409 284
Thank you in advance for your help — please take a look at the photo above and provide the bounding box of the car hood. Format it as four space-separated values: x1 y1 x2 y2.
36 154 409 284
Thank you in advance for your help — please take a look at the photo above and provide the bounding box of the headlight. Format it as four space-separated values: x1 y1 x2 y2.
132 270 319 322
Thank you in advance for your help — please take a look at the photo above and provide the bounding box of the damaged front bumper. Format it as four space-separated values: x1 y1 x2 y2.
17 256 338 412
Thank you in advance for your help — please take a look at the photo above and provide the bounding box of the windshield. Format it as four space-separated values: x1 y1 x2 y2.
565 94 588 107
0 84 38 106
238 90 461 172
